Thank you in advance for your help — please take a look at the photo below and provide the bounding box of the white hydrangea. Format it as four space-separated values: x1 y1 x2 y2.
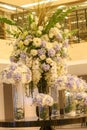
1 62 32 84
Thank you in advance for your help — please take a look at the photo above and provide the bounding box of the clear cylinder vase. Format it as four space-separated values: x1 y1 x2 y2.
65 91 76 117
36 106 51 120
49 86 59 117
14 82 24 120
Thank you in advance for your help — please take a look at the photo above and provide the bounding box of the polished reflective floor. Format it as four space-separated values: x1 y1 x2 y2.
0 124 86 130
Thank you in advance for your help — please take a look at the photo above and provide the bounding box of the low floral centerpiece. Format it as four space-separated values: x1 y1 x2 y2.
54 74 87 116
0 62 32 120
33 93 53 120
33 93 53 106
74 92 87 114
54 74 87 92
1 62 31 84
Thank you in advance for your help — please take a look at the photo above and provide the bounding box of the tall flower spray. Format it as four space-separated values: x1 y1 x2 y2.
0 4 79 92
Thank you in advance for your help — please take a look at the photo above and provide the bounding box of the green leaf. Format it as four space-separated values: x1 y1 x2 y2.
43 8 62 33
0 16 16 26
28 13 34 24
43 7 76 34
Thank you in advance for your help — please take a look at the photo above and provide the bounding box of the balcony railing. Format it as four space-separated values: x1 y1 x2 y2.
1 2 87 43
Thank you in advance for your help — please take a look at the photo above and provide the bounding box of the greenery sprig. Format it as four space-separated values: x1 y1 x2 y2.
43 7 76 34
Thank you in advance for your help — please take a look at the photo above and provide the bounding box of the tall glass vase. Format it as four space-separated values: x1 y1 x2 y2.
14 82 24 120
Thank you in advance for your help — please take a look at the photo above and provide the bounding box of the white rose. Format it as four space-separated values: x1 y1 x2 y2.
41 34 49 41
37 30 42 35
45 42 53 50
30 22 37 30
24 39 29 45
56 23 61 28
30 49 37 56
33 38 41 47
46 58 53 64
38 26 43 31
39 55 46 60
49 27 60 38
42 95 54 106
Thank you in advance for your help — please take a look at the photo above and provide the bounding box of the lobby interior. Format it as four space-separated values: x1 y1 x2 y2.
0 0 87 130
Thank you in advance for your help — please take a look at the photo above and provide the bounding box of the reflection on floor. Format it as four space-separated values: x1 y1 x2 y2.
0 124 87 130
56 124 87 130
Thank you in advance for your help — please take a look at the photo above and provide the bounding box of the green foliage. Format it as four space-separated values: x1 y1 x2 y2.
28 13 34 25
43 6 76 34
0 6 76 38
0 16 16 25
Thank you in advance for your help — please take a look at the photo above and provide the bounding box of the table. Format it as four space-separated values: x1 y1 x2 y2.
0 115 87 130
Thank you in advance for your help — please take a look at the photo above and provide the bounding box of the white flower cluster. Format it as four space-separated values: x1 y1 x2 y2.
33 93 54 106
1 62 32 84
10 21 69 88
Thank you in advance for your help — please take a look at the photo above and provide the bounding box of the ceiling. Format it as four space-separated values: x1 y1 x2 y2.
0 0 87 8
0 0 40 6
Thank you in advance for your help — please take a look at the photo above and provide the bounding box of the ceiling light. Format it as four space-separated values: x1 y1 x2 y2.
57 5 66 9
21 0 58 8
0 3 16 10
83 1 87 4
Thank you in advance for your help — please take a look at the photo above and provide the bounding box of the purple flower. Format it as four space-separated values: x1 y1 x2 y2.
6 71 12 79
1 71 5 78
26 74 31 80
20 52 26 59
48 49 55 57
33 96 43 106
41 41 46 47
42 63 50 71
10 56 16 62
56 56 61 62
13 73 21 81
76 79 81 87
38 49 46 56
84 97 87 105
54 44 61 52
10 64 17 71
66 81 74 88
26 35 32 39
56 77 63 83
76 93 83 100
67 74 74 81
63 39 69 47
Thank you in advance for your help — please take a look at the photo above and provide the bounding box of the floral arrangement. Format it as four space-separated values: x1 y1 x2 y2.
53 74 87 92
73 92 87 114
0 62 32 84
33 93 53 106
1 4 87 93
10 24 69 90
8 6 75 92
